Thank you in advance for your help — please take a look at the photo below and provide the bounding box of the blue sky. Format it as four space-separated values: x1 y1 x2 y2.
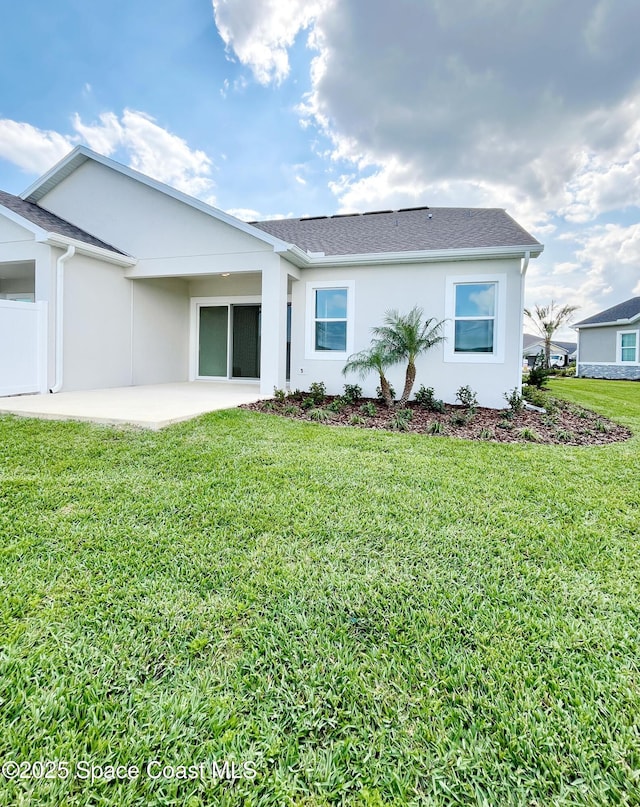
1 0 640 336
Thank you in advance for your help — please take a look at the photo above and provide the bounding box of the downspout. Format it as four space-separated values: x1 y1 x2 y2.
50 245 75 393
518 251 531 391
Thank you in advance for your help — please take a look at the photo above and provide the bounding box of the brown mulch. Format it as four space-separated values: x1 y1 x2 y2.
241 394 632 446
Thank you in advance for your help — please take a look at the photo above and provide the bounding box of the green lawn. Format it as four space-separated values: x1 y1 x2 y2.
1 379 639 806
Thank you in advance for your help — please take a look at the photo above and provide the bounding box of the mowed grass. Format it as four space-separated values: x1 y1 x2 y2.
0 379 639 806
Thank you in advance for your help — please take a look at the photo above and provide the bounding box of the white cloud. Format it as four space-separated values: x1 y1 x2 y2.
213 0 640 229
0 110 216 202
72 110 215 198
0 120 73 173
212 0 332 85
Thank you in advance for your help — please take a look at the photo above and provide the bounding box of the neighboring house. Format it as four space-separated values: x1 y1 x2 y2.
0 146 543 408
574 296 640 380
522 333 577 368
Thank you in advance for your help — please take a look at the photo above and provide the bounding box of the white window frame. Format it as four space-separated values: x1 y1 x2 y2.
444 274 506 363
618 329 639 364
305 280 355 360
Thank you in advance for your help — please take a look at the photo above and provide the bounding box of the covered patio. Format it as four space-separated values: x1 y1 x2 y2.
0 382 264 430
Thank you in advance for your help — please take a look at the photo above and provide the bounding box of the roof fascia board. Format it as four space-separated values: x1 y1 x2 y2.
284 243 543 268
574 315 640 329
21 146 292 255
37 232 137 267
0 203 48 240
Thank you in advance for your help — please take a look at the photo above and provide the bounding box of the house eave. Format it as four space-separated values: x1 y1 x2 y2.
281 243 543 268
574 316 640 330
21 145 291 255
38 232 138 267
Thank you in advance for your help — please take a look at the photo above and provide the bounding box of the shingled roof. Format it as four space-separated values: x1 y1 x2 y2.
574 296 640 327
250 206 542 256
0 190 126 255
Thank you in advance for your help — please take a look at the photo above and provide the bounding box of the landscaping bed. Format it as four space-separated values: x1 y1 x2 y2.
243 389 631 445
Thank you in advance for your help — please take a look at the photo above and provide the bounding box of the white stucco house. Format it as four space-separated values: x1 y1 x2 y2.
0 146 543 408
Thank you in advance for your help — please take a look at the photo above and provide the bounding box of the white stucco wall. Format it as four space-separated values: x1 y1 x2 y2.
289 257 524 409
189 273 262 298
37 160 275 278
132 278 190 384
62 252 132 391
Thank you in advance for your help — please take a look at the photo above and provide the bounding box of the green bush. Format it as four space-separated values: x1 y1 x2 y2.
428 420 445 435
456 385 478 411
504 387 524 414
342 383 363 403
389 408 413 431
308 381 327 405
308 407 334 422
415 385 436 408
360 401 378 417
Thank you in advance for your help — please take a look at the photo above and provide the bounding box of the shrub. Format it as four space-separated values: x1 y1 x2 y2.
415 385 436 408
327 398 347 413
428 420 445 435
504 387 524 414
283 404 301 416
261 401 276 411
456 385 478 411
478 427 495 440
349 414 365 426
308 381 327 405
273 387 287 402
360 401 378 417
414 385 446 413
595 418 612 434
300 396 315 410
523 385 549 409
342 383 363 404
389 408 413 431
450 411 472 427
518 426 541 442
308 407 334 422
555 428 576 442
526 355 550 389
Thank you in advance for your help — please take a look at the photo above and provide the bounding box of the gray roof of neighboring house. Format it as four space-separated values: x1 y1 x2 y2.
574 296 640 327
0 190 126 255
250 206 542 256
523 333 576 353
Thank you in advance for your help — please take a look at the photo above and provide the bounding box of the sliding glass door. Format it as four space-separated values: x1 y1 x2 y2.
198 306 228 377
197 303 262 379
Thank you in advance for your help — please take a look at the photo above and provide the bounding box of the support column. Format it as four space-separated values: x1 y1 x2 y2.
260 259 289 396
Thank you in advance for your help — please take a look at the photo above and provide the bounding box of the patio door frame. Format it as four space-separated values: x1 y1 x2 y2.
190 296 262 382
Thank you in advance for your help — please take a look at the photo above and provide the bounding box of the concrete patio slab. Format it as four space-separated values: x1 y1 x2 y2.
0 382 264 429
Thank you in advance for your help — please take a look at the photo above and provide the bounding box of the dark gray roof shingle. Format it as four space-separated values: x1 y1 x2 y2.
574 296 640 327
250 206 541 256
0 190 126 255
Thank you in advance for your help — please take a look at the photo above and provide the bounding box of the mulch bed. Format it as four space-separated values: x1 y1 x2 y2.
241 394 632 446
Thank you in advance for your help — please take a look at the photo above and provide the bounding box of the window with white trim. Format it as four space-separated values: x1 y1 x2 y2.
454 282 497 353
444 274 506 363
306 281 354 359
619 330 638 363
315 288 347 351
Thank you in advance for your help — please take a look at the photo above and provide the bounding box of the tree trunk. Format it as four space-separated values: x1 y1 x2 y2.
398 361 416 407
544 339 551 369
379 373 394 408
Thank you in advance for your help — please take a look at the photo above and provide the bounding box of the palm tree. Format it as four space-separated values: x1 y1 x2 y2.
342 342 395 408
372 307 446 407
524 301 579 369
